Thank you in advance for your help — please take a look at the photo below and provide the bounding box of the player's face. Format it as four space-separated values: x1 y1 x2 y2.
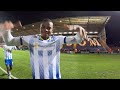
40 21 53 39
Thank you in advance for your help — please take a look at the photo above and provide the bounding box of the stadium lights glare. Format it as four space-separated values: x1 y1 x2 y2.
59 32 62 34
76 19 101 21
60 20 62 22
54 33 58 34
63 32 68 34
94 32 98 33
89 32 93 34
88 32 98 34
89 19 101 21
32 25 34 27
74 32 77 34
68 32 72 34
72 21 88 22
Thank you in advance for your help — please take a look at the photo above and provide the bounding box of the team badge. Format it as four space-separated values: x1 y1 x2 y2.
34 42 38 49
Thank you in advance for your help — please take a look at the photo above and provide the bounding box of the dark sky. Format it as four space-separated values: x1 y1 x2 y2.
0 11 120 46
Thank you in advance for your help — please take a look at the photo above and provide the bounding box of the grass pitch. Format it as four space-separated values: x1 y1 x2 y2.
0 47 120 79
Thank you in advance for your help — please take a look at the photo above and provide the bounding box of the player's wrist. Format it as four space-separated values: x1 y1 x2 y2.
75 33 83 43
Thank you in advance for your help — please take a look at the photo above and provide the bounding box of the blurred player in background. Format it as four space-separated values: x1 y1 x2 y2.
2 45 13 79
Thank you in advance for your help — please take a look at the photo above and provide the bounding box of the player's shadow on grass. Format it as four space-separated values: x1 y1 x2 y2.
0 73 8 79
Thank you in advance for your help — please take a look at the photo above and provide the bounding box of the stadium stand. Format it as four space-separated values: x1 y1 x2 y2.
0 16 111 53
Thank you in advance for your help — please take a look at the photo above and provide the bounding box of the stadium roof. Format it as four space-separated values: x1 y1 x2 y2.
11 16 110 36
53 16 110 34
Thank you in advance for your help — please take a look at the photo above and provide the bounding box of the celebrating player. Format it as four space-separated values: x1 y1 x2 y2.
0 19 88 79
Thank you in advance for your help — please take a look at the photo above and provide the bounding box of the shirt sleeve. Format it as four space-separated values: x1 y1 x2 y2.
20 35 33 46
57 35 66 45
64 33 83 44
57 33 83 45
57 26 86 44
2 30 33 47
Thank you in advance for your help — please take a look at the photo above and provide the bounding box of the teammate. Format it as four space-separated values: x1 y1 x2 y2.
2 45 13 79
0 19 88 79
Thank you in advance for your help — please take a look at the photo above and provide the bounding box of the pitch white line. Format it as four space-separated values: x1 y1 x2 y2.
0 66 18 79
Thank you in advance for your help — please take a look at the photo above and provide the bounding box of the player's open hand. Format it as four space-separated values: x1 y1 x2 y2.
0 20 22 30
4 21 14 30
76 26 89 41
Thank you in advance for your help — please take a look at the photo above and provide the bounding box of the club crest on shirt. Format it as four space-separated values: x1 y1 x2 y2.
34 42 38 48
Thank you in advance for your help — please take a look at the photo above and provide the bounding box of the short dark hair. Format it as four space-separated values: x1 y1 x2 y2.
40 18 53 31
42 18 52 23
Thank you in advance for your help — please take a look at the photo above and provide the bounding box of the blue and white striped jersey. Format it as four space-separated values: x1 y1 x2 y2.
1 26 85 79
3 45 13 60
22 35 66 79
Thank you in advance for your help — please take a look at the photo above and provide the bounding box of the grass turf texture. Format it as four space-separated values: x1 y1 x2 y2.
0 48 120 79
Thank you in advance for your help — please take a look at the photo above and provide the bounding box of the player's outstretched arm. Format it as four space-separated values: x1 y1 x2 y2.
64 25 89 44
2 45 13 51
0 21 28 46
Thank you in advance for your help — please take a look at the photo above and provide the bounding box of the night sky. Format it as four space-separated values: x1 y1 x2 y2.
0 11 120 46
